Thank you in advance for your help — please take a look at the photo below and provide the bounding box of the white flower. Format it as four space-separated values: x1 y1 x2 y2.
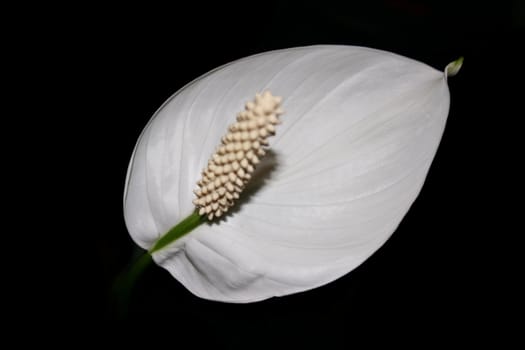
123 45 461 303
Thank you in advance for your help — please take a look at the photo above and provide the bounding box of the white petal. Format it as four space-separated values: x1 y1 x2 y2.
124 45 451 302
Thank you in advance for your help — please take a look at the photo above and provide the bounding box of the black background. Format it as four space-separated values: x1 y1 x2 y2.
20 0 520 344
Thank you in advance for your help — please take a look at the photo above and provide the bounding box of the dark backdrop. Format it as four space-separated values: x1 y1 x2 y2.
29 0 520 344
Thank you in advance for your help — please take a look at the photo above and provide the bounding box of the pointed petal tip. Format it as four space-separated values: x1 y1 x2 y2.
445 56 464 79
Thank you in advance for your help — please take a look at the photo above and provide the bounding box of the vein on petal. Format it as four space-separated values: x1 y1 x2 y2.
143 124 162 240
262 49 328 91
250 155 431 207
272 58 378 148
183 246 231 299
176 86 208 218
277 78 439 180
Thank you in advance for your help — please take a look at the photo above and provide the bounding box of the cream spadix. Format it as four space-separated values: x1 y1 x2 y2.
193 91 283 220
124 45 460 302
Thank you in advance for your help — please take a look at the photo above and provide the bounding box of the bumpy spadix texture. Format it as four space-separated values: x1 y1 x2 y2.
192 91 283 220
124 45 454 302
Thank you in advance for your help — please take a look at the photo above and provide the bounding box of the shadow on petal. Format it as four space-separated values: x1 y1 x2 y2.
210 150 281 225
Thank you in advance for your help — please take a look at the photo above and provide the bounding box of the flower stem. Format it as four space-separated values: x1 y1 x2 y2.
112 212 204 319
149 211 206 254
111 250 153 319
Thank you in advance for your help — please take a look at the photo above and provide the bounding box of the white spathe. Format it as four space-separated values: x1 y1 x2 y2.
124 45 455 302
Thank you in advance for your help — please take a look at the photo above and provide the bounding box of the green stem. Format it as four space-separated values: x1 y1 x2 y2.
112 251 153 319
112 212 205 319
149 211 206 254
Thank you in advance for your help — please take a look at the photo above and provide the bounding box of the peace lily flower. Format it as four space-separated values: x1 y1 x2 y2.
123 45 462 303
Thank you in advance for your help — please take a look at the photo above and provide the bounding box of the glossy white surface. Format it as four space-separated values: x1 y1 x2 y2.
124 45 451 302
